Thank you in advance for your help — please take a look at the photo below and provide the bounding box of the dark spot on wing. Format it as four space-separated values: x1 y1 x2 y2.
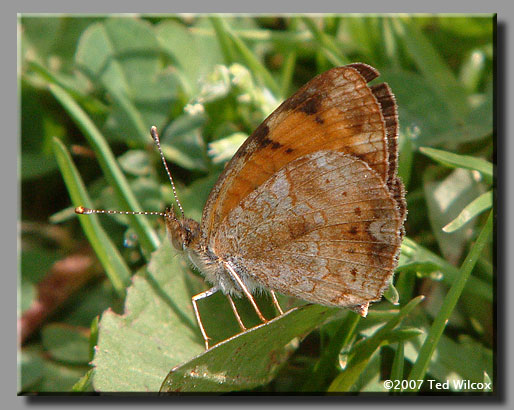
298 94 323 115
288 220 309 240
349 226 358 235
252 123 270 148
285 147 294 154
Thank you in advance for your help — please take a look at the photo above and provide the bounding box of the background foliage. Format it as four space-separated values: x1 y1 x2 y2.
19 14 494 393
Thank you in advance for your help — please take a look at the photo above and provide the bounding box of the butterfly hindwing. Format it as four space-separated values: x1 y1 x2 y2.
212 151 403 307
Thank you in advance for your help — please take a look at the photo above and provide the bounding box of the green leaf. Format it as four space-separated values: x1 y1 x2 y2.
327 296 424 392
404 333 493 391
301 312 361 392
92 240 205 392
157 19 224 95
207 132 247 164
75 18 176 141
400 237 492 303
211 17 281 97
52 137 131 295
390 342 405 393
419 146 493 181
406 211 493 391
72 369 94 392
443 191 493 233
49 83 160 256
424 168 485 264
19 349 45 392
161 113 208 172
383 282 400 306
301 17 348 67
41 324 90 364
19 347 87 393
392 18 469 122
160 304 338 393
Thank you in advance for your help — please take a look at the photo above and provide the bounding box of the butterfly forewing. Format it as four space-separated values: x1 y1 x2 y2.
202 64 394 240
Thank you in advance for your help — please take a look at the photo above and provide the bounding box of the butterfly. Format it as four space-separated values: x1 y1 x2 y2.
76 63 406 349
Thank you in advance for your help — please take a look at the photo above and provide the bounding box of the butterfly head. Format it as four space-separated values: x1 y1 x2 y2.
164 206 200 252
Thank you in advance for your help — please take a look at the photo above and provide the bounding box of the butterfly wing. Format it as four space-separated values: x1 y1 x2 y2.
202 64 403 241
212 150 403 307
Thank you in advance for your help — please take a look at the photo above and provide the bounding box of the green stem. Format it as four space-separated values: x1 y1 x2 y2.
406 211 493 391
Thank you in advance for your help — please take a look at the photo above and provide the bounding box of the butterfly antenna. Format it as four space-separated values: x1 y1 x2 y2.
150 126 185 219
75 206 166 217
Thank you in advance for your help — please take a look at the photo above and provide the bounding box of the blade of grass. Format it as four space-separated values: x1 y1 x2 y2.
108 87 149 143
52 137 131 296
406 211 493 391
391 18 469 122
212 17 281 97
401 237 492 302
208 16 237 65
279 49 297 98
48 83 160 257
327 295 424 392
419 146 493 183
301 17 349 67
398 129 414 189
301 312 361 391
443 190 493 233
71 368 94 392
390 341 405 393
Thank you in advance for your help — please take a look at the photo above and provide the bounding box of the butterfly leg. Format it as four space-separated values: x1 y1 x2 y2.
226 295 247 331
270 290 284 315
223 261 267 323
191 286 219 350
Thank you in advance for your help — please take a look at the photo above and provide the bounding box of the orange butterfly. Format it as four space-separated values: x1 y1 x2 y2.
76 63 406 349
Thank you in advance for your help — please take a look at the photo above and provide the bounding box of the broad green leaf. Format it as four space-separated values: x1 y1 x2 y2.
160 304 338 393
41 324 90 364
92 240 204 392
380 68 456 147
75 18 178 141
118 150 153 177
156 19 224 96
19 349 45 392
19 347 87 393
161 113 208 172
443 191 493 233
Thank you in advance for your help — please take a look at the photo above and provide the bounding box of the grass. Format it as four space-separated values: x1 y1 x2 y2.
19 14 494 393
